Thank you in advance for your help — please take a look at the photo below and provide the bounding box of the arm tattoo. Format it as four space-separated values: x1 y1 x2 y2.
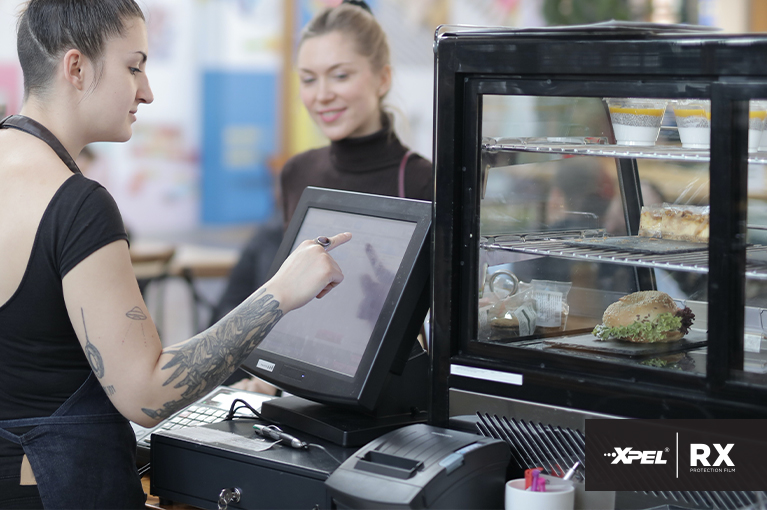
81 308 105 379
142 289 283 420
126 306 147 320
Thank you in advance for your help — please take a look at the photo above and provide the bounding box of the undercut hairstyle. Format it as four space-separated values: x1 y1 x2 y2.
17 0 145 99
299 3 390 75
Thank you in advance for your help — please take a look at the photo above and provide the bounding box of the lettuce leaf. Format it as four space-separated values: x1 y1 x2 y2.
593 312 682 343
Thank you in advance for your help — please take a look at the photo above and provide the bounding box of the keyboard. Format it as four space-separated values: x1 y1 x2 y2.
132 386 273 468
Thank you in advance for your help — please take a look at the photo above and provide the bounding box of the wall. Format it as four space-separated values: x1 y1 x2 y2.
0 0 756 237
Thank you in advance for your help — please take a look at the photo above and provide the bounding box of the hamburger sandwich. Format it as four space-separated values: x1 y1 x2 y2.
593 290 694 343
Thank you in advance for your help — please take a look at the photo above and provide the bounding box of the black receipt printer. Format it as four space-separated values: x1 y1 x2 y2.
325 423 510 509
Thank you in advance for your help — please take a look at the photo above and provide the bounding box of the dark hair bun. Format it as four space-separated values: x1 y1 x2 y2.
342 0 373 15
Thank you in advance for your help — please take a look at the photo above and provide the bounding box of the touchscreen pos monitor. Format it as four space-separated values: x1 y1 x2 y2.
240 187 432 446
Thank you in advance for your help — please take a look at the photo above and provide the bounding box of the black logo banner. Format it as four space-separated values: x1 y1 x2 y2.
585 419 767 491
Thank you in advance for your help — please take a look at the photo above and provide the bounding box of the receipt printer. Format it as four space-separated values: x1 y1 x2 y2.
325 423 510 509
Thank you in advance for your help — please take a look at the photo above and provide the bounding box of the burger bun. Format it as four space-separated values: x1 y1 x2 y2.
602 290 682 343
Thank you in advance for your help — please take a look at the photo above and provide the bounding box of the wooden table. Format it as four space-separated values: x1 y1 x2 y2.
130 242 176 282
130 241 240 335
168 245 240 332
130 241 239 280
167 244 239 279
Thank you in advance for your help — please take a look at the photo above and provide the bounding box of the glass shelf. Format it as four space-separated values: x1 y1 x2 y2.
482 137 767 164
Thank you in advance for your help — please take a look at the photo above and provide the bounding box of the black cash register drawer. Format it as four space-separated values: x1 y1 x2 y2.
150 421 352 509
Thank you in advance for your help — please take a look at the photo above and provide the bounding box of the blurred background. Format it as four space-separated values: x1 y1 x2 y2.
1 0 765 345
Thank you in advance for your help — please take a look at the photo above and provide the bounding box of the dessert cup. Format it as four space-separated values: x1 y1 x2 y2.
750 100 767 153
672 100 710 149
606 98 667 146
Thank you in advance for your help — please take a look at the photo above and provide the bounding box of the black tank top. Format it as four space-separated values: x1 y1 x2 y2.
0 125 128 466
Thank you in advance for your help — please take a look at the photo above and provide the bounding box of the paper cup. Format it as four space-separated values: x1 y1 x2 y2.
505 477 575 510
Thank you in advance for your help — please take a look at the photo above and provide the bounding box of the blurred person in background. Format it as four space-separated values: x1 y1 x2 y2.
216 0 433 393
0 1 349 507
280 0 433 225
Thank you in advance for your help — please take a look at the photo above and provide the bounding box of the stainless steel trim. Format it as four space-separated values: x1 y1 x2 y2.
450 389 623 433
483 138 767 165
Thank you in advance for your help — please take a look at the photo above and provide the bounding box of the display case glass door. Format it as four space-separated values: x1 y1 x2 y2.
471 90 767 389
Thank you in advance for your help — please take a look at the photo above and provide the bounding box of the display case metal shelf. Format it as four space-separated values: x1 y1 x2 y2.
482 137 767 165
479 231 767 279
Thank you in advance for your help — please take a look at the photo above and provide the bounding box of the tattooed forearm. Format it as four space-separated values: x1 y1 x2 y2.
142 402 177 421
141 289 283 420
81 308 105 378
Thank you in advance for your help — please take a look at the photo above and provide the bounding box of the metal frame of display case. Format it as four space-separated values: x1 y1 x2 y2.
429 25 767 429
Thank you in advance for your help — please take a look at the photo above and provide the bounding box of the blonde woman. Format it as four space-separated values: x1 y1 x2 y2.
281 0 433 225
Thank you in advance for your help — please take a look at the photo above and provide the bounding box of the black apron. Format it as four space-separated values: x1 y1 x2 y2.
0 115 145 509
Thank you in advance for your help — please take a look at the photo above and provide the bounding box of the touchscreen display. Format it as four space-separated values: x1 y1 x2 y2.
258 208 417 377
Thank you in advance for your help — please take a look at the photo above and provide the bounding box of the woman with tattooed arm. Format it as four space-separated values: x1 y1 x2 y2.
0 1 349 508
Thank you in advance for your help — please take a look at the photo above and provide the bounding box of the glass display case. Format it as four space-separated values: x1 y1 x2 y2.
430 23 767 427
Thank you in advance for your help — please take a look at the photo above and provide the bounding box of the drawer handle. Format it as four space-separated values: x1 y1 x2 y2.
218 487 242 510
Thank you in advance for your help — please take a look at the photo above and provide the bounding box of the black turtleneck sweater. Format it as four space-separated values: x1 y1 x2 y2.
280 127 433 227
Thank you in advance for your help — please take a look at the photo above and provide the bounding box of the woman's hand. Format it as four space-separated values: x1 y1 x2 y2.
265 232 352 312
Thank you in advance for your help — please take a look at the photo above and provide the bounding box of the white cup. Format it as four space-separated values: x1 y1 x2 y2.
505 476 575 510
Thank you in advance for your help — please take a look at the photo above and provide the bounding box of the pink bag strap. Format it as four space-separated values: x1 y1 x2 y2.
398 150 414 198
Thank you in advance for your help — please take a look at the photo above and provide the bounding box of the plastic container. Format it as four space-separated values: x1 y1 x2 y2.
750 100 767 153
606 98 667 146
671 100 710 149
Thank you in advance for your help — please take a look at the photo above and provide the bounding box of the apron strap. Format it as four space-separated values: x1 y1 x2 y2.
0 374 124 442
0 414 126 429
0 114 82 175
0 427 21 444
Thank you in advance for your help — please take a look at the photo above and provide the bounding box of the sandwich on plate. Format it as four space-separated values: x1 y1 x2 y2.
593 290 695 343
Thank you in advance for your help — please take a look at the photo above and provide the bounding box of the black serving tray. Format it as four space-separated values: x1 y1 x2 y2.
542 329 707 358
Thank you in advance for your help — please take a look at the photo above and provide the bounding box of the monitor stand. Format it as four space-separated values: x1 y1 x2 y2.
260 349 429 447
260 396 426 447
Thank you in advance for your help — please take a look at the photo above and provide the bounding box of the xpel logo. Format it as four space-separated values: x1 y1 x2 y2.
585 419 766 491
605 447 668 465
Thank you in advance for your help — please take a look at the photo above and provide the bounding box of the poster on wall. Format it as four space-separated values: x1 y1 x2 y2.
100 0 202 236
199 0 283 224
0 63 21 116
202 71 276 224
